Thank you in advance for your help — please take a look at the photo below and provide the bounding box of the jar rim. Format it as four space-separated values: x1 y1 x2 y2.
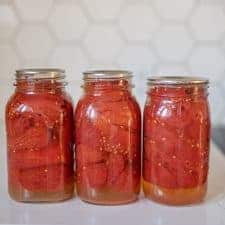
83 70 132 80
15 68 65 80
147 76 209 85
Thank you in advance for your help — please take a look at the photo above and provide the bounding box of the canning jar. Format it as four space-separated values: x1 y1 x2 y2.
75 70 141 205
143 77 210 205
5 69 74 202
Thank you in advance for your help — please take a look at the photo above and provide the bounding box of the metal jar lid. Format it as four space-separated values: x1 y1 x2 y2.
147 76 209 85
15 68 65 80
83 70 132 80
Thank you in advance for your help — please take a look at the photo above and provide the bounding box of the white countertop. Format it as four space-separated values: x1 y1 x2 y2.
0 120 225 225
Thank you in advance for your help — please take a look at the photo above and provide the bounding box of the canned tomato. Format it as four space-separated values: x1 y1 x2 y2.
143 76 210 205
75 70 141 205
5 69 74 202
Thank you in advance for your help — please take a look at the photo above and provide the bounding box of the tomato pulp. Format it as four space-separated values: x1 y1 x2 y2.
75 72 141 205
143 79 210 205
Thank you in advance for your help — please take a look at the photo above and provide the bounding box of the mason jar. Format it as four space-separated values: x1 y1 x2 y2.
5 69 74 202
143 76 210 205
75 70 141 205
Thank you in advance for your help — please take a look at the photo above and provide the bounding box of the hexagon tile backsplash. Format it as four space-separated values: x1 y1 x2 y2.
0 0 225 125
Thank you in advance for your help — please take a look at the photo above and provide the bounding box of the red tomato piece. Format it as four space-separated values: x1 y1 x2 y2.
184 107 210 142
20 164 73 192
144 138 185 189
7 112 49 151
94 100 139 132
143 159 152 182
15 94 61 127
8 143 72 169
200 164 209 184
76 144 106 167
143 138 152 161
112 166 139 193
57 100 74 148
177 166 199 188
92 112 111 136
103 125 138 156
107 153 125 185
8 166 20 187
83 163 108 189
151 163 177 189
146 98 192 129
76 120 104 149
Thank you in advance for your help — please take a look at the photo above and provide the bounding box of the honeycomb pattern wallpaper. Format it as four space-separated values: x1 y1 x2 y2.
1 0 225 126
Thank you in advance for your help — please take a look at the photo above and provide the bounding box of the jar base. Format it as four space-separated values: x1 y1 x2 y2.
78 187 139 205
143 180 207 206
8 183 74 202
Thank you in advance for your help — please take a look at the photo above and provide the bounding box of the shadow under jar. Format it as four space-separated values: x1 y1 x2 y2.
143 76 211 205
75 70 141 205
5 69 74 202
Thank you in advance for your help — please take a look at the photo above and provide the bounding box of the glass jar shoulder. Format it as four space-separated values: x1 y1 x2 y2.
144 94 210 128
6 90 73 118
75 94 141 131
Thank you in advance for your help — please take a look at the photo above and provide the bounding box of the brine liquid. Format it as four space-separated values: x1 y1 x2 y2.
9 181 74 202
78 187 139 205
143 180 207 205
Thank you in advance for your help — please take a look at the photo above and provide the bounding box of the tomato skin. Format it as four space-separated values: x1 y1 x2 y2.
143 86 210 190
77 163 108 189
75 80 141 203
20 164 73 192
7 112 49 151
8 143 72 169
76 144 107 166
6 84 74 200
112 166 140 193
107 153 125 185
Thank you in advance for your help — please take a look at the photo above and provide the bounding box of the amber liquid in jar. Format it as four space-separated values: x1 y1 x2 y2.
143 77 210 205
75 70 141 205
5 69 74 202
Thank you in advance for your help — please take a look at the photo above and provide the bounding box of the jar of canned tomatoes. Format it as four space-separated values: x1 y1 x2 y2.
5 69 74 202
143 77 210 205
75 70 141 205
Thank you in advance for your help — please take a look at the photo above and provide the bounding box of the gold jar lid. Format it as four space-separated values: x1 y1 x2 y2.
147 76 209 86
83 70 132 81
15 68 65 80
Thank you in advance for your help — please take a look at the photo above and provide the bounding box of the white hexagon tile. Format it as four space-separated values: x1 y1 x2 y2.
15 25 53 62
152 0 196 21
153 25 194 62
82 0 124 21
189 45 225 80
0 0 225 125
0 45 19 80
190 5 225 41
117 45 158 107
0 45 19 119
50 45 88 83
0 4 17 40
84 25 123 63
48 2 88 41
154 63 190 75
119 2 160 42
14 0 53 22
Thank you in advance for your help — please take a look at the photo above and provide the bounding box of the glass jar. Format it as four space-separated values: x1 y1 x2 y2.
5 69 74 202
143 76 210 205
75 70 141 205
